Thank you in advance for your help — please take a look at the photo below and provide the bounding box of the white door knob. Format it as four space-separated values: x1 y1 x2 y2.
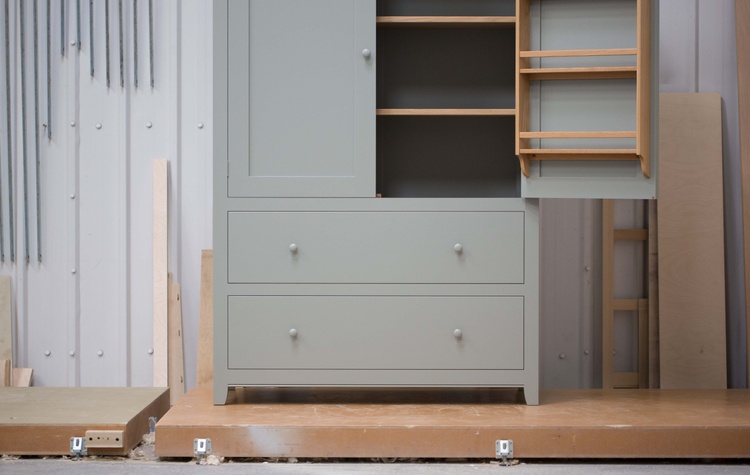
289 328 298 339
362 48 371 59
453 329 463 339
454 243 463 253
289 243 299 253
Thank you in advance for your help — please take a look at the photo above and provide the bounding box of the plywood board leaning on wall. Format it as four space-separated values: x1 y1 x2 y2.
153 159 169 387
0 276 11 362
658 93 727 389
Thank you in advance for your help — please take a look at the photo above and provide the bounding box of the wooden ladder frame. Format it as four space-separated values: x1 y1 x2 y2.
602 200 657 389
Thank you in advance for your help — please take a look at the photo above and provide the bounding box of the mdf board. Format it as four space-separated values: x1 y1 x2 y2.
153 159 168 387
0 387 169 455
658 93 726 388
156 387 750 459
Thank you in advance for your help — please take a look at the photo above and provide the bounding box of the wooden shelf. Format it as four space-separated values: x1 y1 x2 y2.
377 16 516 28
519 131 636 139
520 48 637 58
377 108 515 117
520 66 637 80
520 148 639 159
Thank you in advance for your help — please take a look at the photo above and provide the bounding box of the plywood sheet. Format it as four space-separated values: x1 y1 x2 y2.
737 0 750 383
658 93 727 388
155 387 750 459
0 387 169 455
11 368 32 387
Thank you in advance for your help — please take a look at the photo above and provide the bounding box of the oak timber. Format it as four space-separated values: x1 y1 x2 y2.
155 387 750 459
376 16 515 28
0 387 169 455
520 48 637 58
376 108 515 116
196 250 213 389
658 93 726 389
167 274 185 405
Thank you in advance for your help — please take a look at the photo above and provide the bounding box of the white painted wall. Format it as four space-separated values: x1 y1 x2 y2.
1 0 745 390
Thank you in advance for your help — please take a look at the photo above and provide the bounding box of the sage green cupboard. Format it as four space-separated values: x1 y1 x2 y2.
213 0 658 405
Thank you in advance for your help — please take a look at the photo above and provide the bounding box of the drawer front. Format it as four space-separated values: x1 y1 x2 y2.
228 296 524 370
227 211 524 284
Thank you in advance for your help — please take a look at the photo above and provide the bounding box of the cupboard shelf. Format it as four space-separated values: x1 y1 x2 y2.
377 108 515 117
377 16 516 28
519 131 636 139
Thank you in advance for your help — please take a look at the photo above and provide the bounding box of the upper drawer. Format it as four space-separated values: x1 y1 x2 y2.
227 211 524 284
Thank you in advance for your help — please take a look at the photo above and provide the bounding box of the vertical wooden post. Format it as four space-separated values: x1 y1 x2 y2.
602 200 615 389
153 159 168 387
737 0 750 384
196 250 213 388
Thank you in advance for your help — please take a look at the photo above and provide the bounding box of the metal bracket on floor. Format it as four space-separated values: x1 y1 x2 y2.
495 439 514 466
70 437 87 458
193 438 211 458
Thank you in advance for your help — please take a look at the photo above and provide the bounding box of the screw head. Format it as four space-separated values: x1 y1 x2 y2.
70 121 76 127
95 123 102 130
70 268 76 274
97 349 104 357
69 350 76 357
197 122 204 129
69 193 76 199
559 353 566 359
146 121 153 129
44 350 51 357
147 348 154 355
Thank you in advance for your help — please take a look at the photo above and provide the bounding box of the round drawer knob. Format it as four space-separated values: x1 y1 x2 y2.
362 48 372 59
454 243 463 254
289 328 298 339
289 243 299 253
453 329 463 339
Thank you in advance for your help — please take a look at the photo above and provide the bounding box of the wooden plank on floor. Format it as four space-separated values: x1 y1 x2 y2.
0 387 169 455
168 275 185 405
153 159 169 388
11 368 32 387
658 93 726 389
0 276 11 362
196 250 213 389
737 0 750 384
155 387 750 459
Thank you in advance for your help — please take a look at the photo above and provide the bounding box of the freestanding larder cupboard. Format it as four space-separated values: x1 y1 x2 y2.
213 0 658 405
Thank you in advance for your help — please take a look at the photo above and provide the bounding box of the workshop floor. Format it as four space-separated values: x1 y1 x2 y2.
2 459 749 474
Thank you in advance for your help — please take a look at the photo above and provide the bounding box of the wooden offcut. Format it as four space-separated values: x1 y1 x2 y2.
196 250 213 389
153 159 169 388
658 93 727 389
648 200 659 388
737 0 750 383
155 387 750 459
167 274 185 405
11 368 32 387
0 387 169 455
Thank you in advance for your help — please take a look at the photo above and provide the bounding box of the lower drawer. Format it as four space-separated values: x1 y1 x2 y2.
227 296 524 371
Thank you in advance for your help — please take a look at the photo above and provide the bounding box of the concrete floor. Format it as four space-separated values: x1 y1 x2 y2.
2 459 749 474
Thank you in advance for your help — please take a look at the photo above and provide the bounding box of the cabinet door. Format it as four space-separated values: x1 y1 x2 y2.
225 0 376 197
520 0 657 199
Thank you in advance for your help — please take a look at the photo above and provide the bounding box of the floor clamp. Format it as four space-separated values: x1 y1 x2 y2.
70 437 87 458
495 439 514 466
193 438 212 459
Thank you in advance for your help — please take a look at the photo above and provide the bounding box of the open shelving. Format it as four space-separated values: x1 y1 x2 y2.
515 0 651 178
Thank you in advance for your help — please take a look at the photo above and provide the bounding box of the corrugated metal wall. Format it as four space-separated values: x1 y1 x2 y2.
0 0 744 390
